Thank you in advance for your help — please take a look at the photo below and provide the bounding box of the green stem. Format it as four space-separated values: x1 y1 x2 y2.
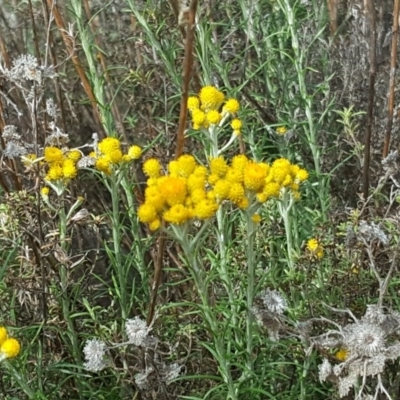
3 361 35 398
245 211 256 376
110 176 127 321
278 191 295 272
180 235 237 400
58 206 82 390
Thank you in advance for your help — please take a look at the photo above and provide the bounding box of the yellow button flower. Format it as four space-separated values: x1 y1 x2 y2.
210 157 228 177
0 338 20 359
62 159 78 179
206 110 222 125
128 145 142 160
0 327 7 346
231 118 242 131
138 203 158 223
158 176 187 206
187 96 200 111
276 126 287 135
223 98 240 114
98 137 121 155
143 158 161 178
199 86 225 111
44 147 64 164
163 204 191 224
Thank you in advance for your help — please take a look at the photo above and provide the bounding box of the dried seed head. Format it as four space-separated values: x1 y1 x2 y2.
83 339 107 372
126 316 151 346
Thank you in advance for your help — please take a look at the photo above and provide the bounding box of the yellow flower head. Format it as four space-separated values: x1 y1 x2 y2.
149 218 161 231
252 214 261 223
296 168 309 182
67 150 82 162
231 154 249 172
192 109 206 127
213 179 231 200
276 126 288 135
206 110 222 125
187 174 206 192
306 238 324 259
335 348 348 361
98 137 121 155
62 159 78 180
231 118 242 131
138 203 158 223
187 96 200 111
271 158 291 184
190 188 207 204
46 163 63 181
40 187 49 198
199 86 225 111
105 149 123 164
0 338 20 359
244 162 268 191
128 145 142 160
193 199 218 219
0 327 7 346
228 183 245 204
223 98 240 114
145 186 165 212
257 182 281 202
175 154 197 177
210 156 228 177
143 158 161 178
44 147 64 164
157 176 187 206
95 157 112 175
163 204 191 224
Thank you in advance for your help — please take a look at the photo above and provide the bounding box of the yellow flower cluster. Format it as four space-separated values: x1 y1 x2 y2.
209 155 308 206
44 147 81 182
0 326 20 361
138 155 219 230
93 137 142 175
187 86 241 134
138 154 308 230
306 238 324 259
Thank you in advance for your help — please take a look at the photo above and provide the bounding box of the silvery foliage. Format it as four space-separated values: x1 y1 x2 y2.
83 316 182 389
83 339 107 372
252 289 289 341
1 125 33 158
358 220 389 246
308 305 400 399
0 54 56 85
345 219 389 248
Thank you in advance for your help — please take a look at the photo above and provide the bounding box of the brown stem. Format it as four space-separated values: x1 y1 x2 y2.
363 0 376 202
175 0 198 158
146 229 166 326
383 0 400 158
326 0 338 36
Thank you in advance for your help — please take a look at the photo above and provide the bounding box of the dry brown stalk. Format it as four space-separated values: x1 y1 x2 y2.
45 0 105 137
175 0 198 158
41 0 67 133
327 0 338 35
382 0 400 158
147 0 198 326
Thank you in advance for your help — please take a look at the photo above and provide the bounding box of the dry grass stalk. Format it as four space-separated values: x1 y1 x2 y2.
383 0 400 158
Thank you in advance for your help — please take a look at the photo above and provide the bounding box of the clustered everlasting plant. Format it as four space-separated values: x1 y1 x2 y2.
138 153 308 231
